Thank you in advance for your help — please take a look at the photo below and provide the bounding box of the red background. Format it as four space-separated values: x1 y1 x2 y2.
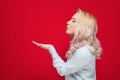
0 0 120 80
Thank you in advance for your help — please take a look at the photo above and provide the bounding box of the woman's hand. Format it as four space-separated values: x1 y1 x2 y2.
32 41 53 50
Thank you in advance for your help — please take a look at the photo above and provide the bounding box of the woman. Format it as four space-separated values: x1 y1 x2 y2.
32 9 102 80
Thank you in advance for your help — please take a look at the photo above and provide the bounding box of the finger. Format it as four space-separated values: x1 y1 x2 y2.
32 41 45 48
32 41 40 46
32 41 37 45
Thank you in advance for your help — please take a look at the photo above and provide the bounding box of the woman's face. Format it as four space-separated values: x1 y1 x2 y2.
66 13 78 36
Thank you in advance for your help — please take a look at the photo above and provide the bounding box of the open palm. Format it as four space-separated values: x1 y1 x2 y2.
32 41 52 50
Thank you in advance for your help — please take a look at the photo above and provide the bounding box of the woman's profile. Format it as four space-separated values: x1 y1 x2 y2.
32 9 102 80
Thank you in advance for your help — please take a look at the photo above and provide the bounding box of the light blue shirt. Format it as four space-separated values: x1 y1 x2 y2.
48 45 96 80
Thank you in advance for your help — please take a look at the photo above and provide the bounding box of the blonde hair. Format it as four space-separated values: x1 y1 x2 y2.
66 9 102 59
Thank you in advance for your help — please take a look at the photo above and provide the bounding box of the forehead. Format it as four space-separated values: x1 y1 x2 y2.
72 13 78 19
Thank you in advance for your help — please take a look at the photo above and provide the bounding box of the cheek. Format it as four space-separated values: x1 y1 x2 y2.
71 24 75 31
67 23 76 32
71 27 75 33
68 25 75 34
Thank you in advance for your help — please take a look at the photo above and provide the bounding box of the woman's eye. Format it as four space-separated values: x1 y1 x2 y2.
72 18 77 22
72 20 76 22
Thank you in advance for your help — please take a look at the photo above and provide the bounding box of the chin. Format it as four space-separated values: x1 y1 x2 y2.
66 31 73 36
66 30 70 35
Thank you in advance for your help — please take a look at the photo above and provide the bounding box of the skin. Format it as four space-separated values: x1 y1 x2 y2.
32 13 78 49
66 13 78 36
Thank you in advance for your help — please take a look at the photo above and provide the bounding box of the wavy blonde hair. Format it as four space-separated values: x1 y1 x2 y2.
66 9 102 59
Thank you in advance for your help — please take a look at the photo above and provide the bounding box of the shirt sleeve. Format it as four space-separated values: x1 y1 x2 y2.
48 45 92 76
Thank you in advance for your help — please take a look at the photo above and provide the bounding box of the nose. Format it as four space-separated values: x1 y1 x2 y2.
67 20 71 25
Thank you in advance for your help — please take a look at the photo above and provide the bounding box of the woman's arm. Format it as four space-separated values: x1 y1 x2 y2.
32 41 92 76
48 45 92 76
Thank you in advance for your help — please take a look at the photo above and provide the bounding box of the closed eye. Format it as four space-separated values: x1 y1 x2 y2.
72 18 77 22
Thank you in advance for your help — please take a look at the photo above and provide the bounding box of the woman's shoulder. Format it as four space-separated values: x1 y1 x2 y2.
75 44 95 57
76 44 92 52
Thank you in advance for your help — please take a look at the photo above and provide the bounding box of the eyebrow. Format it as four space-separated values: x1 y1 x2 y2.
72 18 77 21
72 18 76 19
